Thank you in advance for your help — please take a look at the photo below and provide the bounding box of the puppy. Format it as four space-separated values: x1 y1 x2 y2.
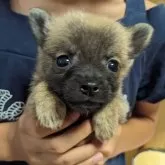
26 8 153 141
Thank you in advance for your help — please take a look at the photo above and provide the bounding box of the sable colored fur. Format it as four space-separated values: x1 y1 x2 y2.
26 8 153 141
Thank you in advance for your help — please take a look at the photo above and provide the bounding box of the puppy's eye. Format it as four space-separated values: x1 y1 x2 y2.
108 59 119 72
56 55 70 67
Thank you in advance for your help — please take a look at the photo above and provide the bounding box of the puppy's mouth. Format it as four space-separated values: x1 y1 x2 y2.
67 100 104 115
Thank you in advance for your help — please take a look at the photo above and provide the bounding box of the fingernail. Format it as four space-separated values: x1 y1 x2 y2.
92 152 104 163
71 112 80 121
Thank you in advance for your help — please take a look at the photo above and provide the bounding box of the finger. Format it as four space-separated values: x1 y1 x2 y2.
55 144 98 165
20 109 80 138
76 134 94 147
76 139 87 147
77 153 104 165
45 120 93 153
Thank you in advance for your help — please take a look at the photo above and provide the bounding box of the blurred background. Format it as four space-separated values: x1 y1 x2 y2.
151 0 165 3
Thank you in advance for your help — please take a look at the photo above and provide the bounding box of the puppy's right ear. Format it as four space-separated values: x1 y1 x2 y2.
28 8 51 46
129 23 154 59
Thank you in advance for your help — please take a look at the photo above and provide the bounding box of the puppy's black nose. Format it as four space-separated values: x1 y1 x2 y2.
80 82 99 96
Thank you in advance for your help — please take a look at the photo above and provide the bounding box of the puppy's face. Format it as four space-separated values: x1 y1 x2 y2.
29 9 153 115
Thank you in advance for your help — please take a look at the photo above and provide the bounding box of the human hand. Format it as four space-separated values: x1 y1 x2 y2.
11 104 121 165
11 107 96 165
72 125 122 165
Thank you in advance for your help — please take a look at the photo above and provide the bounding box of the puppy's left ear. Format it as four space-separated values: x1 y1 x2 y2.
28 8 51 46
129 23 154 59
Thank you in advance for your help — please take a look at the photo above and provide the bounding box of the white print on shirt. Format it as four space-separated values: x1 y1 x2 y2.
0 89 24 121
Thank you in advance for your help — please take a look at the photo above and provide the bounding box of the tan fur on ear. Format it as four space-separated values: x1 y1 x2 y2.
28 8 51 46
128 23 154 57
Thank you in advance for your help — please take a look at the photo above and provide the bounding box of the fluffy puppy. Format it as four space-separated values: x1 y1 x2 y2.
26 8 153 141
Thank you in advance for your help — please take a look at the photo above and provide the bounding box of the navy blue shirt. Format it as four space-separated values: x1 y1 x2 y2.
0 0 165 164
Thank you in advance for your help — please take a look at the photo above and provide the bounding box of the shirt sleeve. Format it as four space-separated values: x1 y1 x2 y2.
137 43 165 103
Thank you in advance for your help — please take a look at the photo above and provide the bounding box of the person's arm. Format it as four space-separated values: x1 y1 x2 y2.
112 101 160 157
0 122 17 160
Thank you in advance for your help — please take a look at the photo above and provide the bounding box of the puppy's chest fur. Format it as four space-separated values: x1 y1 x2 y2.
26 9 153 141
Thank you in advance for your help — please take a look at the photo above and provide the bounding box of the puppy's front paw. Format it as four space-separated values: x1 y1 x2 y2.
93 111 118 142
36 96 66 130
37 111 64 130
31 81 66 130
